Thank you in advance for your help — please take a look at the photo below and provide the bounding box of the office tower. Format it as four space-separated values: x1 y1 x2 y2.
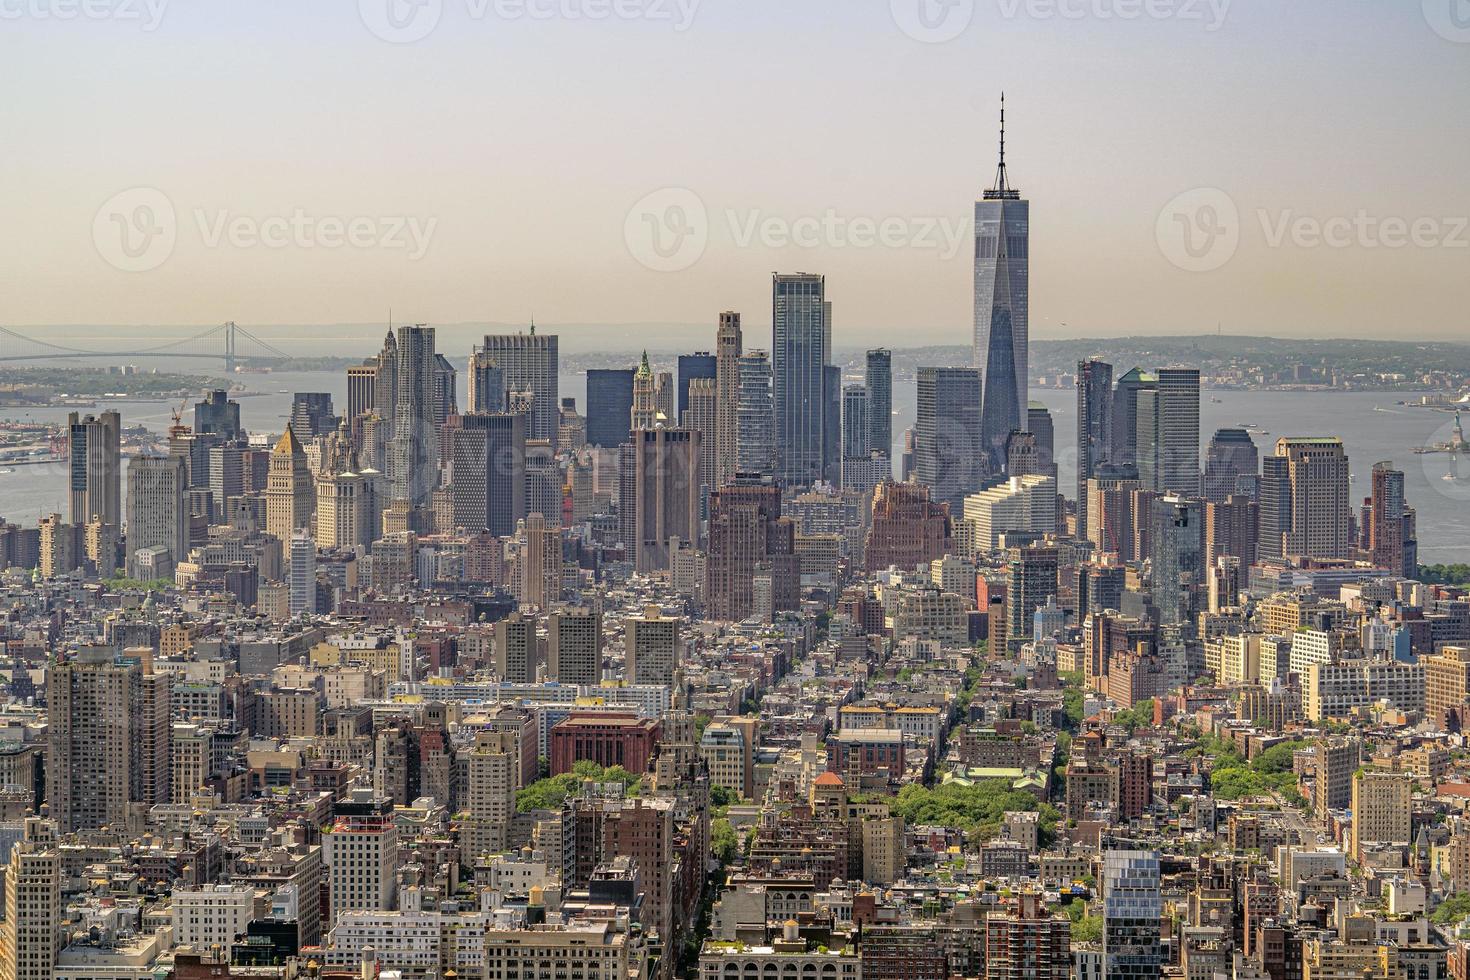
632 428 701 573
1076 359 1113 537
346 363 378 421
193 389 242 440
125 454 188 579
1351 769 1411 856
0 818 60 980
842 385 869 461
676 351 717 419
322 789 398 922
1026 403 1055 476
915 367 985 511
714 312 744 490
1136 367 1200 495
548 606 602 685
467 347 505 414
737 350 775 476
524 441 561 527
772 272 833 486
208 442 243 512
974 97 1029 468
654 370 675 426
586 368 636 448
266 427 314 542
316 453 374 550
386 324 440 507
963 475 1057 552
494 610 538 682
1204 494 1258 568
373 329 398 438
1005 430 1042 479
288 392 336 443
289 532 317 616
1315 737 1359 815
460 730 518 860
1110 368 1155 472
1207 556 1242 613
1204 428 1259 501
1424 646 1470 730
843 453 890 497
38 515 83 579
48 649 170 833
1263 437 1351 560
432 352 458 423
626 604 680 686
1103 849 1162 980
630 352 662 429
462 412 527 537
520 512 562 609
865 348 892 459
68 410 121 529
481 328 559 446
822 363 842 485
705 476 798 622
1367 461 1412 576
1007 544 1058 652
1151 495 1204 626
984 893 1071 980
864 480 953 572
683 378 719 495
1087 475 1141 558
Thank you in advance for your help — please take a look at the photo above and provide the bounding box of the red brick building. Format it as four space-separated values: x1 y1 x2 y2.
549 711 662 775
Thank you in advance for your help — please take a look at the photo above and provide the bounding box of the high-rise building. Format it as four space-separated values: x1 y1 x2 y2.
459 731 518 861
520 513 562 609
1007 544 1058 653
0 818 61 980
1352 769 1411 857
772 273 833 487
266 427 314 543
194 389 242 440
676 351 717 419
1315 737 1359 815
548 606 602 685
1103 849 1162 980
125 454 188 579
48 649 170 833
494 610 539 682
388 324 440 507
322 789 398 923
865 348 892 460
68 410 121 530
468 347 505 414
1150 495 1204 626
463 412 527 537
842 385 869 462
481 328 560 447
1263 437 1351 560
974 96 1029 469
346 363 378 422
1204 494 1258 568
288 392 336 443
1136 367 1200 496
736 351 775 476
963 475 1057 552
1027 402 1056 477
586 368 636 449
864 480 953 572
1366 461 1413 577
984 892 1071 980
705 475 798 622
915 367 985 511
1204 428 1259 501
683 378 719 495
626 604 680 686
714 312 744 490
1424 645 1470 730
373 329 398 442
289 531 317 616
632 427 701 573
630 352 662 430
1110 368 1155 472
1076 359 1113 538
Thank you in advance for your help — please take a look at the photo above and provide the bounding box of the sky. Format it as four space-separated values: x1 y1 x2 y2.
2 0 1468 347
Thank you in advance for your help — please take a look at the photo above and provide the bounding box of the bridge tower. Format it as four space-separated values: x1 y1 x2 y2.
224 321 236 374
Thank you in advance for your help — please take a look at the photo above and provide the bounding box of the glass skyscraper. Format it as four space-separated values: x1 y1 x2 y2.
865 348 892 458
974 97 1029 470
586 368 636 448
1103 849 1162 980
772 273 833 487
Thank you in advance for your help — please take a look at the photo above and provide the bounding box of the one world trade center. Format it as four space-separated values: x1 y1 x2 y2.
973 94 1029 472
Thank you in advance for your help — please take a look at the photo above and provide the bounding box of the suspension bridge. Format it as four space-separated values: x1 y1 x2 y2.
0 321 291 373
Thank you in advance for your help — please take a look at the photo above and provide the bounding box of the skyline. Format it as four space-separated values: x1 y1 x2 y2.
2 2 1467 341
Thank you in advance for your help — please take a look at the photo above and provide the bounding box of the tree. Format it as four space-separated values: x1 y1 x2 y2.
711 818 740 865
1433 893 1470 925
710 785 737 809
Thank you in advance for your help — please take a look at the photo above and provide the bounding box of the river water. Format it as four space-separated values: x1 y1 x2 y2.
3 363 1466 562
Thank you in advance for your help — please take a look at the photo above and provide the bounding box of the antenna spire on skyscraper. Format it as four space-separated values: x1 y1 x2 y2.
985 92 1020 201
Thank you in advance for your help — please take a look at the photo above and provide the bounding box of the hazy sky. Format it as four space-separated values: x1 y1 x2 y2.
3 0 1468 346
